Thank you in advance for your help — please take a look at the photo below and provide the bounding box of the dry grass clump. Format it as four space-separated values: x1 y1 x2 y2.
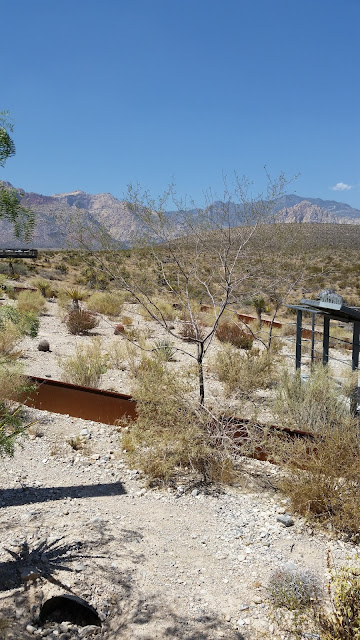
17 290 46 315
267 565 319 611
0 322 22 360
214 344 277 396
59 339 107 387
122 356 235 485
65 309 99 335
273 365 349 433
216 321 254 349
87 290 125 317
268 366 360 539
317 557 360 639
179 319 206 341
140 299 178 322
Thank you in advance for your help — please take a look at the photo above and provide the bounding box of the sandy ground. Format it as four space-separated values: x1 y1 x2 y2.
0 298 358 639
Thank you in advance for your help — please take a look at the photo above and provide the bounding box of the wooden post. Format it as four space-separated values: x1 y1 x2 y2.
296 309 302 370
322 316 330 365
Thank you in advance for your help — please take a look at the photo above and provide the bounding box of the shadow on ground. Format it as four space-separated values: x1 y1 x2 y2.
104 595 245 640
0 481 126 507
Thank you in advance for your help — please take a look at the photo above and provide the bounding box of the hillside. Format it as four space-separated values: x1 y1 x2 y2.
1 182 360 248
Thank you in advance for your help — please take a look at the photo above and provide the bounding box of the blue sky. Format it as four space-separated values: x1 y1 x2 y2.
1 0 359 207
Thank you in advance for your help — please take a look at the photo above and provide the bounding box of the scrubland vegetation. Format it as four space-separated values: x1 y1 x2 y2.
1 218 360 637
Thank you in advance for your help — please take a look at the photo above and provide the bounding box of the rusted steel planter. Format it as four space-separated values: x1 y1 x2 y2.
21 377 317 464
23 377 137 425
215 416 317 463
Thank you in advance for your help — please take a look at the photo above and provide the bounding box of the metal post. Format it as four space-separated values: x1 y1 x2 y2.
350 321 360 416
322 316 330 365
296 309 302 370
352 321 360 371
310 313 315 365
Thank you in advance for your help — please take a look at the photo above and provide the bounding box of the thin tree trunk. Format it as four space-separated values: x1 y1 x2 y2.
268 303 280 349
197 342 205 405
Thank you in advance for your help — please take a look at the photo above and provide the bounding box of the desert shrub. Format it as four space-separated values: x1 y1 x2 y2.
180 319 206 341
267 565 319 610
32 278 55 298
122 356 235 485
273 365 349 433
106 340 128 370
214 344 276 396
17 290 46 314
270 420 360 540
153 338 176 361
0 305 39 338
87 291 125 316
65 309 99 335
141 299 177 322
59 339 107 387
318 558 360 639
0 322 22 360
64 287 89 309
0 365 33 456
267 368 360 539
216 321 254 349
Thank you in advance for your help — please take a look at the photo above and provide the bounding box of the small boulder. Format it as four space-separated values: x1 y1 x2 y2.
114 324 125 335
38 339 50 352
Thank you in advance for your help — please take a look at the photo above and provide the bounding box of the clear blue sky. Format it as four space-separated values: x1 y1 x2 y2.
2 0 359 207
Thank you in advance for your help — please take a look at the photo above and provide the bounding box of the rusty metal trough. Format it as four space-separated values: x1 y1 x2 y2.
21 377 316 464
24 376 137 424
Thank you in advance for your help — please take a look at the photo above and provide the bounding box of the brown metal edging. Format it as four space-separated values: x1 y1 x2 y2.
23 376 137 425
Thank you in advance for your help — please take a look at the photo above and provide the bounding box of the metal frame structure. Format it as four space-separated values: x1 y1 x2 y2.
288 291 360 373
0 248 38 259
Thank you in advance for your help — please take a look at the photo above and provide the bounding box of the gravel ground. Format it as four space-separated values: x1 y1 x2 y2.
0 407 358 640
0 299 358 639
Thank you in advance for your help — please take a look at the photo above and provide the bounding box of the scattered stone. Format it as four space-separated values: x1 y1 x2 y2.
26 624 37 633
277 514 295 527
114 324 125 335
38 339 50 352
191 488 199 497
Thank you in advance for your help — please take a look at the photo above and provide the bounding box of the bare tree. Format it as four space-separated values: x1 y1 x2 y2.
68 172 289 405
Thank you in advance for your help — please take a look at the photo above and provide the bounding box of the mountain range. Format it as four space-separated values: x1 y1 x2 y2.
1 182 360 249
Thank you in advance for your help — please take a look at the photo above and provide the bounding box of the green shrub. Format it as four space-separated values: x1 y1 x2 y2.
0 305 39 338
65 309 99 335
17 290 46 314
59 339 107 387
153 338 176 361
0 365 33 456
32 278 55 298
87 290 124 316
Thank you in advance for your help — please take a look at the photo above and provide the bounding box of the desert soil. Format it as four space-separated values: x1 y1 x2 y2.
0 300 358 639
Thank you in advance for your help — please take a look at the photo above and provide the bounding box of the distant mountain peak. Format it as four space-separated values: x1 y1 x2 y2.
0 183 360 249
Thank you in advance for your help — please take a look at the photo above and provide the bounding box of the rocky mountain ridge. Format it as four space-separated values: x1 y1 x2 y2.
1 182 360 248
